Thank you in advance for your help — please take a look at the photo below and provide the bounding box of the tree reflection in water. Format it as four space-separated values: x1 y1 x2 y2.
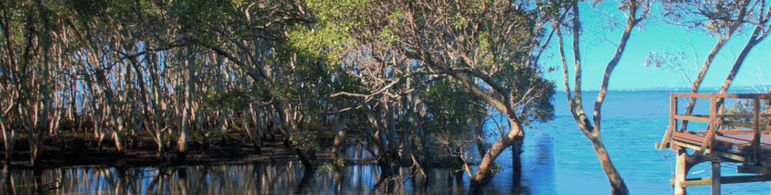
0 132 559 195
0 161 473 194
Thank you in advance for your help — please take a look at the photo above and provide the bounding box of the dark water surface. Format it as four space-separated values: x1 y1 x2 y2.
3 90 770 194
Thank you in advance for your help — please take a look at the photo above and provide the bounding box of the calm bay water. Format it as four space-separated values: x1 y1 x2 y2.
543 90 769 194
3 90 770 194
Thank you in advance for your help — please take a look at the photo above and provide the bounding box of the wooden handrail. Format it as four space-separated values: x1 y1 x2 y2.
672 93 771 99
662 92 771 154
693 114 771 118
673 115 711 123
671 93 716 98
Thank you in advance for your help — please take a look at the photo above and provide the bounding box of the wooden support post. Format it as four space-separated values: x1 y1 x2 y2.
675 149 687 195
737 165 771 174
711 161 720 195
700 95 717 153
670 175 771 186
753 97 760 164
659 94 677 150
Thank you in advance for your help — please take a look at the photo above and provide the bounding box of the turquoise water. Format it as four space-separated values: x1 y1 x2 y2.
3 90 770 194
527 90 770 194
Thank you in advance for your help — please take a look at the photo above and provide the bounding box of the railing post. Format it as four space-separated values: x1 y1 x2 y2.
700 94 717 153
672 94 677 133
710 93 716 130
659 94 677 150
753 96 760 164
669 94 678 149
767 96 771 127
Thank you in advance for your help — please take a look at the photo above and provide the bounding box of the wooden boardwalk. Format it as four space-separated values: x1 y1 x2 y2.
657 93 771 195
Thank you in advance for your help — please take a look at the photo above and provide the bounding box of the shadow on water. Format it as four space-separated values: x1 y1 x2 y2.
0 132 557 194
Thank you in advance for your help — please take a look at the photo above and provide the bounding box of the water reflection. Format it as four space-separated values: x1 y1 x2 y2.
1 162 480 194
0 135 557 194
0 128 556 194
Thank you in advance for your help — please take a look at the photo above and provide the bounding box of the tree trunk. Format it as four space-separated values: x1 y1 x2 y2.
331 114 346 168
717 22 767 96
469 117 524 194
679 1 749 132
377 155 395 193
554 1 645 194
589 136 628 195
29 137 42 169
29 102 44 169
510 138 523 188
148 53 165 157
250 105 263 154
177 46 195 163
0 106 15 169
112 116 124 153
475 118 487 159
295 147 317 172
399 130 412 166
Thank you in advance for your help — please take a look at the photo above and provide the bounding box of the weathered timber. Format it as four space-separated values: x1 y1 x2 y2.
659 93 771 195
668 175 771 187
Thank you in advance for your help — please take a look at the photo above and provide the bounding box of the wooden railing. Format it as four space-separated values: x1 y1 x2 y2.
658 93 771 160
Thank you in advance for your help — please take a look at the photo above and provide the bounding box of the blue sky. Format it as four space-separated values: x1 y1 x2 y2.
542 2 771 91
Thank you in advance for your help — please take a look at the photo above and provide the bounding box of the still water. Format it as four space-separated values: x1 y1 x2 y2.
2 90 770 194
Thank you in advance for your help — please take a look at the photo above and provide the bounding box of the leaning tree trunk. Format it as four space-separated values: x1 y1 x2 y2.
588 132 628 195
678 1 749 132
469 116 525 194
441 71 529 194
717 20 768 96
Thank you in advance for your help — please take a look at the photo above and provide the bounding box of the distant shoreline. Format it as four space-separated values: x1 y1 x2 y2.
568 86 769 93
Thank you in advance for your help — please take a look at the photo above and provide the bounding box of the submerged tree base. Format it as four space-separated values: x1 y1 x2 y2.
0 131 308 170
0 130 452 170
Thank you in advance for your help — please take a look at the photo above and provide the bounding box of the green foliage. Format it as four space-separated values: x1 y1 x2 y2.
424 79 485 140
433 155 464 171
204 89 251 113
290 130 320 152
283 0 368 65
476 31 494 66
306 0 369 27
489 162 503 174
66 0 109 18
726 100 753 126
724 98 770 129
317 162 335 173
170 0 238 38
335 155 345 167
